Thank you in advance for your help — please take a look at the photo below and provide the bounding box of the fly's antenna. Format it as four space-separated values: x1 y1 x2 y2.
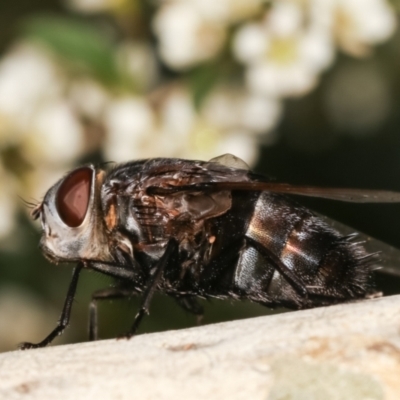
19 196 43 220
19 196 39 209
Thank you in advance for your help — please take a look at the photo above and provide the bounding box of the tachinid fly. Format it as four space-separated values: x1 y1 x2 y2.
20 154 400 349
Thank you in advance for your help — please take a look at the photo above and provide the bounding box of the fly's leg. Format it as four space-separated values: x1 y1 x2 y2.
175 296 204 325
123 238 179 339
20 263 83 350
89 287 138 341
245 236 309 297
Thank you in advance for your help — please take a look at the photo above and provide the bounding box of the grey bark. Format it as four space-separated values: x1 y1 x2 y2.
1 295 400 400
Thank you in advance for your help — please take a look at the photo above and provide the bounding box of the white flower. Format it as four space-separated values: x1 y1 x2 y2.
153 2 226 69
103 90 196 162
333 0 397 56
69 78 110 120
116 41 159 92
21 100 85 165
267 0 303 37
246 58 319 98
101 85 263 166
156 86 263 164
157 87 196 144
202 86 282 135
103 97 156 161
232 23 267 64
240 94 282 136
201 88 239 131
215 131 259 167
200 87 281 163
144 86 201 158
233 3 335 98
0 43 64 145
156 86 264 164
187 0 263 23
67 0 127 13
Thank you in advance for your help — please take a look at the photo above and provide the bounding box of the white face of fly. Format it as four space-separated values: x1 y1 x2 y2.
33 166 112 264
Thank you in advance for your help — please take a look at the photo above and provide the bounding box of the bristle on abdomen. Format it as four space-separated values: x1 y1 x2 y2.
316 234 378 299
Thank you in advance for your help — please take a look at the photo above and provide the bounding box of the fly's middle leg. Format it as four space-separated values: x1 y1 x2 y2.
89 287 139 341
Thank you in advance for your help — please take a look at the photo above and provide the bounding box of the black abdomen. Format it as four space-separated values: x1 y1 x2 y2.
234 192 374 308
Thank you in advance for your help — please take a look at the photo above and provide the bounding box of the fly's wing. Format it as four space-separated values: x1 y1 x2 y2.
139 155 251 187
109 156 400 266
107 156 253 226
137 155 400 273
148 179 400 203
212 156 400 275
151 157 250 221
144 154 400 204
128 154 400 226
316 214 400 278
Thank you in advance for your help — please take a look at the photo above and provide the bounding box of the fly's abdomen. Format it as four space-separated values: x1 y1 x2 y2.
235 192 374 308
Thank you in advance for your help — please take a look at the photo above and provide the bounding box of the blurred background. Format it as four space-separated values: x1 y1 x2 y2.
1 0 400 351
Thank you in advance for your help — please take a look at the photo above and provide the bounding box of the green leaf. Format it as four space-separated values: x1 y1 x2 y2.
21 15 120 85
187 64 219 109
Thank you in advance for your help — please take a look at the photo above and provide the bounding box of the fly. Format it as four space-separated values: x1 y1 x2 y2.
20 154 400 349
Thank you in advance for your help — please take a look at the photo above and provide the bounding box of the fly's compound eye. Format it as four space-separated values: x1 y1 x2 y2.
56 167 93 227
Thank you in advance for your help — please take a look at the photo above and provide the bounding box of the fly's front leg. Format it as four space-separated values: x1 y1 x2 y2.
89 287 139 341
123 238 179 339
20 263 83 350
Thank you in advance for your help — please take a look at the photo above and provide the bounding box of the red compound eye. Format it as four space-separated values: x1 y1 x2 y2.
56 168 93 227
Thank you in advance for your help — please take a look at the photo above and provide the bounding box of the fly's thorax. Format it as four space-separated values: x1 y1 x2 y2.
38 166 113 263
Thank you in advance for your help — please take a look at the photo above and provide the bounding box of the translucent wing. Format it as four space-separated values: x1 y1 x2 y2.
147 180 400 203
212 155 400 203
123 157 400 276
317 214 400 277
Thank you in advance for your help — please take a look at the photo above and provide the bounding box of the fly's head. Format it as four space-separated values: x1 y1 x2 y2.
32 166 111 264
